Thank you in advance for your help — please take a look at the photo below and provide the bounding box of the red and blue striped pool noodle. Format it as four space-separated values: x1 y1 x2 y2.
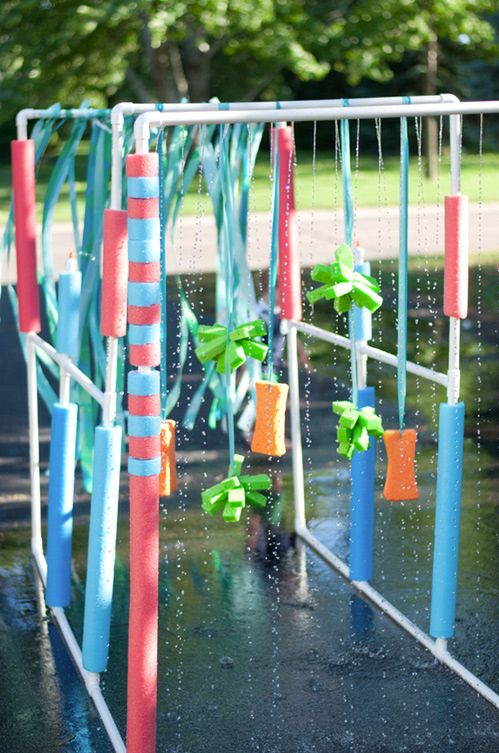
126 152 161 753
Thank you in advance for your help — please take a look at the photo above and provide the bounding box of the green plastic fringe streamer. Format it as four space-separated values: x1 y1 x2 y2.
202 454 271 522
332 400 384 459
307 243 382 313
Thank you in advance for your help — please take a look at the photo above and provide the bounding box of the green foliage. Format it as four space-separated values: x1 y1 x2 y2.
0 0 496 126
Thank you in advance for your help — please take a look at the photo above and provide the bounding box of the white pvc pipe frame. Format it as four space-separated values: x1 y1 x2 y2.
131 99 499 711
18 96 499 751
18 95 455 753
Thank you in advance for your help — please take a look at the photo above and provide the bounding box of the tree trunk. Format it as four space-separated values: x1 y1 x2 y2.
180 37 212 102
424 31 439 179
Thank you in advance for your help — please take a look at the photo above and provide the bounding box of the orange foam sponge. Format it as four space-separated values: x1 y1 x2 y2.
383 429 419 501
159 419 177 497
251 380 289 457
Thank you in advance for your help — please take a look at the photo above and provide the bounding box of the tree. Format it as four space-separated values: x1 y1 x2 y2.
0 0 496 149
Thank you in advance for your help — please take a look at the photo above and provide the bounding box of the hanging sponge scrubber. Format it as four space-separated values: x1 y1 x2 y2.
251 381 289 457
159 419 177 497
383 429 419 501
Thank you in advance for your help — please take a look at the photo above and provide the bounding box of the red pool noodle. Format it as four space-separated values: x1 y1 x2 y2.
128 394 161 416
277 126 302 321
128 198 159 219
444 195 469 319
126 154 159 178
127 473 159 753
128 304 161 325
129 262 161 283
101 209 128 337
11 140 41 333
129 342 161 367
129 435 161 460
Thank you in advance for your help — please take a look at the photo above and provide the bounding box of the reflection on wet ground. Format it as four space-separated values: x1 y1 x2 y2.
0 263 498 751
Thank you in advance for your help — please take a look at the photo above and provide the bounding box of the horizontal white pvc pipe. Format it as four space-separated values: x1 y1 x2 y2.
134 100 499 151
296 525 499 709
32 547 126 751
29 333 105 406
288 320 448 387
16 107 109 140
358 343 448 387
108 93 460 209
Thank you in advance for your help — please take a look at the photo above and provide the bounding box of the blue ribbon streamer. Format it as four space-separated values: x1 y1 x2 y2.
398 97 411 431
220 126 236 473
156 104 168 419
267 125 280 381
340 109 357 407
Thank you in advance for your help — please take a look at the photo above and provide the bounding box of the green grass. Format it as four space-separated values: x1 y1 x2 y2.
1 150 498 225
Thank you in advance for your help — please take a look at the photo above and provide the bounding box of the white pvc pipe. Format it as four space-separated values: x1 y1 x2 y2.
108 94 460 202
30 333 105 406
287 320 448 387
133 100 499 151
296 524 499 710
358 343 448 387
285 323 307 530
27 336 44 560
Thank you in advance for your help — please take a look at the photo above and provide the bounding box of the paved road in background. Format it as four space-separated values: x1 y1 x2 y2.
2 203 498 283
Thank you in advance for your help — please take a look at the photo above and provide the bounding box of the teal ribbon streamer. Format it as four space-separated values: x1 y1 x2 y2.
267 125 280 382
340 109 357 407
220 126 236 474
398 97 411 431
156 104 168 419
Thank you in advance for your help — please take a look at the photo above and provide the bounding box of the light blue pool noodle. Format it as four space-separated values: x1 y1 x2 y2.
128 323 160 345
127 176 159 199
82 425 122 672
127 281 161 307
128 239 161 263
353 262 372 342
128 414 161 437
128 217 160 241
127 456 161 476
46 402 78 608
349 386 376 582
56 270 82 361
128 369 160 396
430 402 465 638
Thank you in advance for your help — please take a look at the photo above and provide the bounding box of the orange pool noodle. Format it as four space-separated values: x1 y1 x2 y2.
383 429 419 501
251 380 289 457
159 419 177 496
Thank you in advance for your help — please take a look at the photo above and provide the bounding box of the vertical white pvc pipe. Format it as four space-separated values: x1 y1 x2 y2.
286 323 306 530
27 335 43 560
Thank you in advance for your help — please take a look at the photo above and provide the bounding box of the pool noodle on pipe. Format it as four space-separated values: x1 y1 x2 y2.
349 386 376 581
82 425 122 672
126 152 161 753
430 402 465 638
444 195 469 320
11 139 41 333
46 402 78 608
277 125 302 321
101 209 128 338
56 261 82 362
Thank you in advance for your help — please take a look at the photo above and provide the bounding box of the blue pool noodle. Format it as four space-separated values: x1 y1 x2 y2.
430 402 465 639
350 386 376 582
353 262 373 343
46 402 78 608
56 269 81 361
82 425 122 672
